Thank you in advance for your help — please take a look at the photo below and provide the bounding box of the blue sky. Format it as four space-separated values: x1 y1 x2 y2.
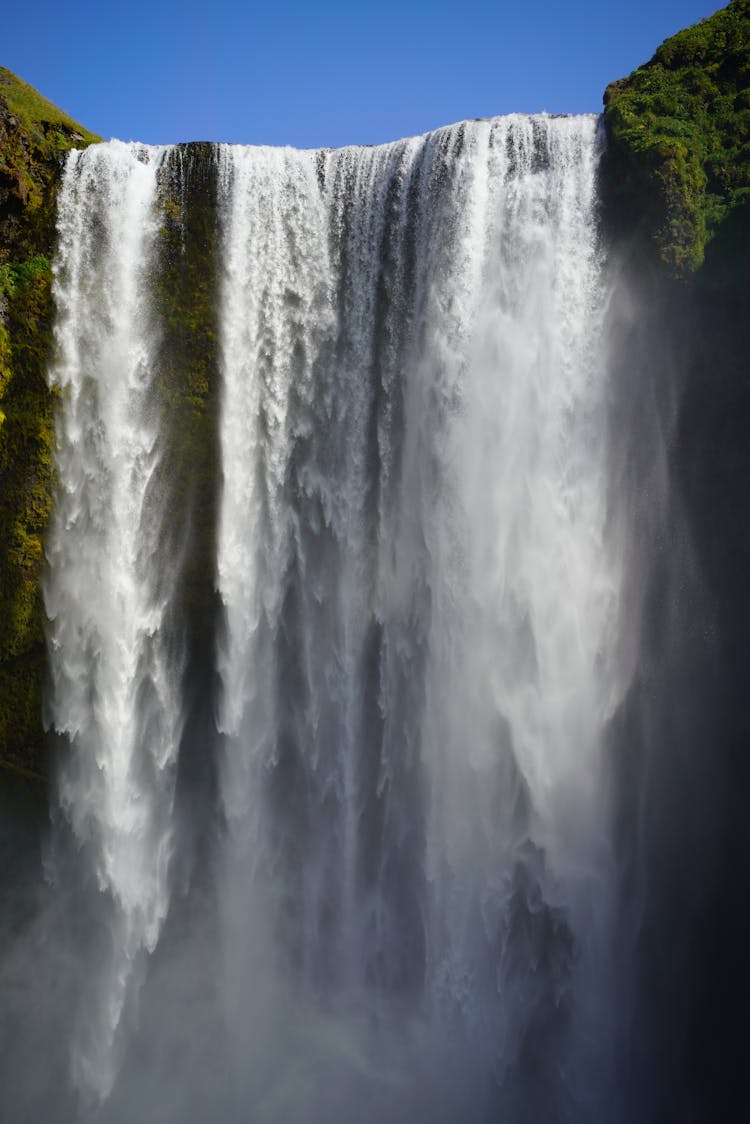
4 1 724 147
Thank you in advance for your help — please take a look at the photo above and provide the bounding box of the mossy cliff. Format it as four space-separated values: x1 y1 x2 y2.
0 71 225 790
0 68 99 783
150 145 223 838
603 0 750 282
152 144 221 652
601 5 750 1119
601 0 750 643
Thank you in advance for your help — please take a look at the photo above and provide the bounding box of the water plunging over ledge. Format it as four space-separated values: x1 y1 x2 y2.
40 115 622 1122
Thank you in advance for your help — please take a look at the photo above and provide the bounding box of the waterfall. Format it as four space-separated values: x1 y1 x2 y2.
38 115 621 1121
45 141 184 1101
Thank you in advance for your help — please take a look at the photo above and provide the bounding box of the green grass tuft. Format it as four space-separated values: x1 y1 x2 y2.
0 66 100 147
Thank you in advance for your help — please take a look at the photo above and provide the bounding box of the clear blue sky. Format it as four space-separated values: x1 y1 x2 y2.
3 1 725 147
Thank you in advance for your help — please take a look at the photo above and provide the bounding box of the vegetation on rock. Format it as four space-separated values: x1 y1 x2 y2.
0 69 99 780
603 0 750 282
151 144 222 692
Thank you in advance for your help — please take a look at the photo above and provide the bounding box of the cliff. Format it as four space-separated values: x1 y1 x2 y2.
0 68 99 782
602 0 750 282
601 4 750 1119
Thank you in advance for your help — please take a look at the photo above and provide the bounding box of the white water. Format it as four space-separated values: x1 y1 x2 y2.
41 116 622 1120
216 115 620 1118
45 141 183 1101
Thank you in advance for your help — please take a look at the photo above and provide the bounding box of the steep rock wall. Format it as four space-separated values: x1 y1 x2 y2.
0 68 99 782
601 4 750 1118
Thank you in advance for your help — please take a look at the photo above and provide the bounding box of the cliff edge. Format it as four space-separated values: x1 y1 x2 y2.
0 68 98 782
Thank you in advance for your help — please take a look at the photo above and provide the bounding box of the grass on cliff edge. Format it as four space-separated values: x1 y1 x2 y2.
0 66 100 147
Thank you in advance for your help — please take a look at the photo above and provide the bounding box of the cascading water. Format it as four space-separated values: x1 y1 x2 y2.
44 141 184 1101
215 115 619 1121
36 115 622 1122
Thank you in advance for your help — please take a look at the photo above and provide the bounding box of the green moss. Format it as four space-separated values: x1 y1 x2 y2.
603 0 750 282
0 252 56 774
151 144 221 646
0 70 98 781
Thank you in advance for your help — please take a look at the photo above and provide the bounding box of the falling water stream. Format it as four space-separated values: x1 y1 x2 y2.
38 116 623 1122
45 141 183 1101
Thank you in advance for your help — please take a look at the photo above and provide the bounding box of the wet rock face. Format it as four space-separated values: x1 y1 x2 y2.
600 6 750 1117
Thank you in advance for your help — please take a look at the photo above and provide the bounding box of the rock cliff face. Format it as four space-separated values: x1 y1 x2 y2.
0 68 99 782
601 4 750 1118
